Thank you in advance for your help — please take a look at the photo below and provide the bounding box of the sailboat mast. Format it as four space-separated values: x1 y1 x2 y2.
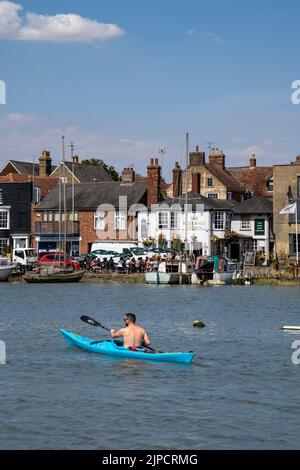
62 134 67 268
185 132 189 253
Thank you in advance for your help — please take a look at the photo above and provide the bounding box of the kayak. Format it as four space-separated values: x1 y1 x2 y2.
60 329 195 364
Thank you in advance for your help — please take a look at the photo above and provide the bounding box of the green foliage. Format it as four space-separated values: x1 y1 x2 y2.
81 158 120 181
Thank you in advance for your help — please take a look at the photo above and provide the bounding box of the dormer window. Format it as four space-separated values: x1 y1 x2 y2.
267 179 273 192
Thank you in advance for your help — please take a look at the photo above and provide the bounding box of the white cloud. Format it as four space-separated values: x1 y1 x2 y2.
0 112 39 125
0 1 125 43
203 32 224 43
187 29 196 36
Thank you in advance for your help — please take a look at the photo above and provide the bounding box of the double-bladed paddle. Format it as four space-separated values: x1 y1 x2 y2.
80 315 158 353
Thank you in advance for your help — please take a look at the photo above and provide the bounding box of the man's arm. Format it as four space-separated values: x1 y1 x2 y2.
111 328 125 339
143 330 151 345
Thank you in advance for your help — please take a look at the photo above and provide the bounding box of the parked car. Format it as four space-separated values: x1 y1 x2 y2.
91 249 122 263
39 254 81 270
145 247 176 258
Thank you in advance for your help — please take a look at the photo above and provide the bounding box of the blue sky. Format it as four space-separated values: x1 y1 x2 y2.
0 0 300 178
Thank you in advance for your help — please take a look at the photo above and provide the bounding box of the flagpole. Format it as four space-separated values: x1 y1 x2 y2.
296 201 299 265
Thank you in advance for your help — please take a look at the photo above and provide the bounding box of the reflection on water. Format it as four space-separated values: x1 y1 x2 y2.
1 282 300 449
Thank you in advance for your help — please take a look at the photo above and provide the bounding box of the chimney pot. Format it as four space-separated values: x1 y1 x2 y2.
150 158 154 166
155 158 158 166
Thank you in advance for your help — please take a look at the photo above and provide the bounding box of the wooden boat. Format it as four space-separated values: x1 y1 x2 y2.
23 267 84 283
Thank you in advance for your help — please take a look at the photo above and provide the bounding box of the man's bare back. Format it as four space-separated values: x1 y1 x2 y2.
111 313 151 349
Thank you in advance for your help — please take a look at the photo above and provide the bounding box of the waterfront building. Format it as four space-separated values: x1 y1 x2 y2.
167 147 245 201
273 155 300 259
228 154 273 199
33 160 163 254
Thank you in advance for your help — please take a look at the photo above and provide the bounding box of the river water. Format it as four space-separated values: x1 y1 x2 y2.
0 282 300 450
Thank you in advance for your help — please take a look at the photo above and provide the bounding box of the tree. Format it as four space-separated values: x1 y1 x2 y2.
81 158 120 181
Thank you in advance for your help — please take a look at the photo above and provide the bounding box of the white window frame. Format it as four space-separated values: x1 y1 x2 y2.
241 216 251 231
158 212 169 229
170 212 178 230
114 212 126 231
213 211 225 230
69 211 79 222
207 193 219 199
33 187 41 204
0 208 10 229
94 212 105 230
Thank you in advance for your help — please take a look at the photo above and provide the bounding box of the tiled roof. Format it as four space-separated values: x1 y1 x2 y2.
63 162 112 182
0 173 59 199
37 182 148 211
162 192 239 211
205 164 245 192
233 196 273 214
228 166 273 197
1 160 56 175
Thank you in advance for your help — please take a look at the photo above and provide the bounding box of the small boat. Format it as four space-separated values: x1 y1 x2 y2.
0 257 15 282
60 329 195 364
24 267 84 283
282 326 300 331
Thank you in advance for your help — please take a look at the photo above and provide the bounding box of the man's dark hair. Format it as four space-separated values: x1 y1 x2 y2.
125 313 136 323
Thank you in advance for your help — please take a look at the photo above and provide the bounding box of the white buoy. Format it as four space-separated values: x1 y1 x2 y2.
282 326 300 331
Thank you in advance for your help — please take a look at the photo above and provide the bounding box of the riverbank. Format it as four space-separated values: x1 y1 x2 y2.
251 277 300 287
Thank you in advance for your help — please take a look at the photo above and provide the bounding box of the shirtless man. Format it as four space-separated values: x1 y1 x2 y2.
110 313 151 349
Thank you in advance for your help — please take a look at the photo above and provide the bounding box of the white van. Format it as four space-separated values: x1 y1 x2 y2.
13 248 38 267
91 241 138 255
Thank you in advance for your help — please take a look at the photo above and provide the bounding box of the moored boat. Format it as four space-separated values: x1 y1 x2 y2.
24 267 84 283
60 329 195 364
0 257 15 282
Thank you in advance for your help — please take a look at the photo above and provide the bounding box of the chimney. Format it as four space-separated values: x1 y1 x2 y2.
121 166 135 184
295 155 300 165
191 173 201 194
189 146 205 167
172 162 182 197
71 155 79 164
39 150 52 177
147 158 161 206
250 154 256 169
209 149 225 169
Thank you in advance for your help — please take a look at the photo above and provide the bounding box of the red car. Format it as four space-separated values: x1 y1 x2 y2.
39 254 81 270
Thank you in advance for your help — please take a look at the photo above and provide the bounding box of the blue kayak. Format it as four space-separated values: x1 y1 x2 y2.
60 329 195 364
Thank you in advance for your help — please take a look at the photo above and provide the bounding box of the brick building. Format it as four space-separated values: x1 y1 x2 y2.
273 155 300 258
33 159 163 254
167 147 245 201
228 154 273 198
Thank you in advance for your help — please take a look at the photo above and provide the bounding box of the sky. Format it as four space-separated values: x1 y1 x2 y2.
1 0 300 179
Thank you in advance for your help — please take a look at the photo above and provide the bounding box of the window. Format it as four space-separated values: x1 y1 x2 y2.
267 179 273 192
0 239 9 256
54 212 65 222
289 234 300 256
69 211 78 221
0 209 9 229
214 211 225 230
207 177 213 188
298 177 300 199
94 212 105 230
114 212 126 230
252 239 258 251
241 216 250 231
171 212 178 229
158 212 169 229
141 218 149 239
228 192 233 200
0 189 3 205
33 187 41 204
207 193 219 199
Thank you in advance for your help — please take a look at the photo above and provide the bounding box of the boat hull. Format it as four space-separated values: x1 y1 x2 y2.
145 273 191 285
24 270 85 283
0 266 14 282
60 329 195 364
